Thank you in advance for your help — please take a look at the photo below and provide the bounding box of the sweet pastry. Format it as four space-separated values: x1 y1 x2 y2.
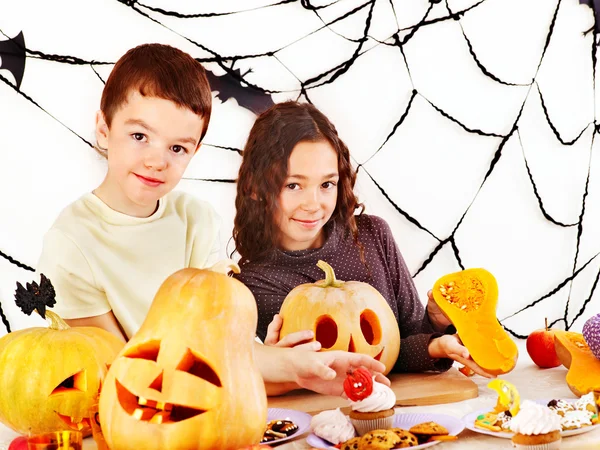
575 391 598 414
340 437 362 450
388 428 419 447
345 371 396 435
408 421 449 436
310 407 355 444
474 412 502 432
496 411 513 430
260 419 298 443
509 400 562 449
547 399 575 417
561 410 594 430
359 429 401 450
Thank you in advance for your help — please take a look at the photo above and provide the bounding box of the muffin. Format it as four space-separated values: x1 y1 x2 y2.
347 379 396 435
509 400 562 450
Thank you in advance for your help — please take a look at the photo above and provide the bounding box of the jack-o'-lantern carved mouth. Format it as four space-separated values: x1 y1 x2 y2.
55 413 91 430
114 342 222 424
115 379 207 424
50 369 93 431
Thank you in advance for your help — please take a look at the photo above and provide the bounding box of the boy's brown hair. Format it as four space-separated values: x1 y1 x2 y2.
97 43 212 155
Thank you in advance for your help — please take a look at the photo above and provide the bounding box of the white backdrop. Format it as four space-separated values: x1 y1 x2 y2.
0 0 598 338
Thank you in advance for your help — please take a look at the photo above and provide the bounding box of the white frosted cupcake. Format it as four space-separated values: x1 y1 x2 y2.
509 400 562 450
310 408 356 444
347 380 396 435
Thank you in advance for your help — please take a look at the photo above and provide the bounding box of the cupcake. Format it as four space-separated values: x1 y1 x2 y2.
343 368 396 435
310 408 356 445
509 400 562 450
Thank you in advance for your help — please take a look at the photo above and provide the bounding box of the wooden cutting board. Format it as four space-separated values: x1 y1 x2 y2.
268 367 478 415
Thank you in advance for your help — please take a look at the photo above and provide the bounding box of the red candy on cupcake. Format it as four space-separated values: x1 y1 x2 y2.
343 367 397 435
343 367 373 402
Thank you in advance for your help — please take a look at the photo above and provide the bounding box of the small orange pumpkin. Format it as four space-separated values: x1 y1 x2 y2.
0 275 124 436
278 260 400 374
99 261 268 450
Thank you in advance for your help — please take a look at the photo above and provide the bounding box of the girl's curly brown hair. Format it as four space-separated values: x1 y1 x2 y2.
233 101 364 265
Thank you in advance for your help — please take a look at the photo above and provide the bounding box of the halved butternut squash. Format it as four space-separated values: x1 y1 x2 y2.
432 268 518 375
554 330 600 397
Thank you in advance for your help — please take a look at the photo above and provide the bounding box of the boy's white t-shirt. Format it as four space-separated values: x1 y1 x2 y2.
36 191 221 339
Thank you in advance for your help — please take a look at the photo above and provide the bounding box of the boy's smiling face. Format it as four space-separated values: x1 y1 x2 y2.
95 91 205 217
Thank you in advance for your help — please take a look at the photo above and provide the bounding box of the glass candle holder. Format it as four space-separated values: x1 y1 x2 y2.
89 404 108 450
27 430 82 450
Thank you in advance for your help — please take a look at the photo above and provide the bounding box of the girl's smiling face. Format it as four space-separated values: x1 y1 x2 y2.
276 140 339 251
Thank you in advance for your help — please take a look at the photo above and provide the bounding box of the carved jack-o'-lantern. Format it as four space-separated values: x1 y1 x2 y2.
0 275 124 435
99 261 268 450
279 261 400 374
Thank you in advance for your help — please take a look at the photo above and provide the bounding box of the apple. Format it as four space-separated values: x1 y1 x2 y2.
8 436 27 450
526 318 561 368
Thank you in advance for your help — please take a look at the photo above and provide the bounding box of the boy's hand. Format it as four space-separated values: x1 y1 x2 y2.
264 314 321 351
428 334 496 379
293 351 390 396
426 289 452 332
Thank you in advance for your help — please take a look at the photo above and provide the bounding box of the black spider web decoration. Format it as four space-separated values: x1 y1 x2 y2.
0 0 598 339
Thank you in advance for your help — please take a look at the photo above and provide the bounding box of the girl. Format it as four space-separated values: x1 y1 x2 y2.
233 101 493 378
35 44 388 396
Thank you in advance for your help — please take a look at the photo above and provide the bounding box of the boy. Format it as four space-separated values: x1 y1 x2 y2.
36 43 387 395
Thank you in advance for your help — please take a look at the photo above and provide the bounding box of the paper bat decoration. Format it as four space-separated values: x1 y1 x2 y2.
580 0 600 34
205 67 274 115
0 31 26 90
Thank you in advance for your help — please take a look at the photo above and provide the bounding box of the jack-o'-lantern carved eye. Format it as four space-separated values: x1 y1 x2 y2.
51 369 87 395
360 309 382 345
123 340 160 361
315 315 338 349
177 349 221 387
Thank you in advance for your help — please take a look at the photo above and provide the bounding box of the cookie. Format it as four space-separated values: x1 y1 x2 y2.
388 428 419 447
474 412 501 432
408 421 449 436
340 437 361 450
359 429 401 450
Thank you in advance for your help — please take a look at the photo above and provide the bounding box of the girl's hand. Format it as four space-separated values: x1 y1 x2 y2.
426 289 453 332
428 334 496 379
293 352 390 396
264 314 321 351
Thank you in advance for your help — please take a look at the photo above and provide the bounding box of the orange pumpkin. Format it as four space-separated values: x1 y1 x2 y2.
432 268 518 375
0 275 124 435
99 261 268 450
278 260 400 374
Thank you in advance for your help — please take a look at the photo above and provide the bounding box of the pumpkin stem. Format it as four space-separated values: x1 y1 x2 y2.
44 310 70 330
316 260 344 288
210 259 241 276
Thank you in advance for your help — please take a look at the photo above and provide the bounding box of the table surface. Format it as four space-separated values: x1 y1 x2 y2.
1 341 599 450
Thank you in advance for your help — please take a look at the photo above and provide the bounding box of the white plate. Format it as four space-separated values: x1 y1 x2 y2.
306 412 465 449
462 399 600 439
